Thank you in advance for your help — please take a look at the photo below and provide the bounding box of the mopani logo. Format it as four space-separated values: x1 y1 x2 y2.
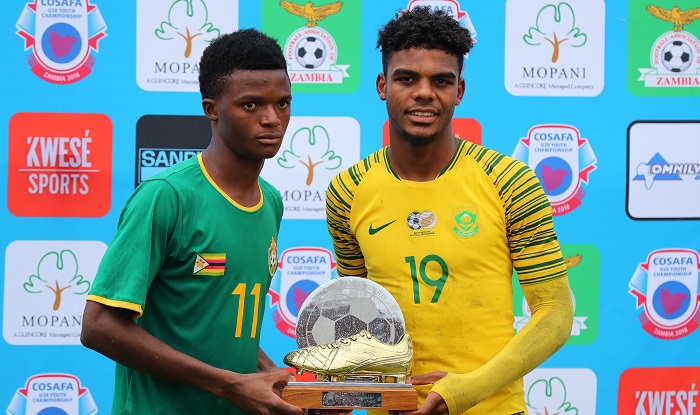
24 250 91 311
155 0 219 59
277 125 342 186
261 116 360 220
16 0 107 84
4 240 106 346
8 112 112 217
505 0 604 96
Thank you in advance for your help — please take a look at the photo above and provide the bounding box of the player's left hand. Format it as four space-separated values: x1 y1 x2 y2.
394 371 449 415
407 371 448 386
392 392 448 415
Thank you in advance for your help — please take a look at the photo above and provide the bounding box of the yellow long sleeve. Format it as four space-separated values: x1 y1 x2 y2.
431 276 574 414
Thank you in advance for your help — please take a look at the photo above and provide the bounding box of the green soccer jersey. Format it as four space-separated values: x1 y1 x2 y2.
88 153 282 415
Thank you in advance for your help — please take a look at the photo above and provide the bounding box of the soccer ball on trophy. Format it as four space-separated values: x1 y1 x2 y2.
661 40 693 73
295 277 406 348
295 36 327 69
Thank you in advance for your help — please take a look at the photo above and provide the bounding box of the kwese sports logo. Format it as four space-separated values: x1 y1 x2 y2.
16 0 107 84
8 112 112 217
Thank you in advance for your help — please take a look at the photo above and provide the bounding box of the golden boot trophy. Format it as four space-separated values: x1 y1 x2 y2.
282 277 418 410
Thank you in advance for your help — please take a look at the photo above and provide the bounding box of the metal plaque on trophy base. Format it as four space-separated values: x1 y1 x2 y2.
282 277 418 411
282 382 418 410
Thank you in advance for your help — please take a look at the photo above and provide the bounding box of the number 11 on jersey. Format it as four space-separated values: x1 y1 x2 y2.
231 283 261 338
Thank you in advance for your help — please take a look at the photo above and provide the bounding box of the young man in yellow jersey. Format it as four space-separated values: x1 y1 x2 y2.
325 7 574 415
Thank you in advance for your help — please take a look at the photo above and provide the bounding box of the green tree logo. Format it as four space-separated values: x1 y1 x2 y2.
155 0 220 58
23 250 91 311
524 3 587 62
277 125 342 185
527 376 579 415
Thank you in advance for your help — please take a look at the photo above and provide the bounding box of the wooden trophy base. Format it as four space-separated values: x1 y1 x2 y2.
282 381 418 410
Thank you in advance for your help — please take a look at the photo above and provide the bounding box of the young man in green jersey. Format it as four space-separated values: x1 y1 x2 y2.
81 29 303 415
325 8 574 415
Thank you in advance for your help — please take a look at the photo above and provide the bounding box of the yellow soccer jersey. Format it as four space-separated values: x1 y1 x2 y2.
326 140 567 414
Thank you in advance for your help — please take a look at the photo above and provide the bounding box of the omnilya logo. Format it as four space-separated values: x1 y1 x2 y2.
262 0 360 93
626 121 700 220
15 0 107 84
628 1 700 96
277 125 343 186
4 240 107 345
155 0 220 58
524 369 597 414
633 152 698 189
136 0 238 92
505 0 605 97
260 116 360 220
514 244 599 345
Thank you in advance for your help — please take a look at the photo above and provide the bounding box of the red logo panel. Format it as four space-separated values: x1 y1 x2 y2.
8 112 112 217
618 367 700 414
382 118 482 147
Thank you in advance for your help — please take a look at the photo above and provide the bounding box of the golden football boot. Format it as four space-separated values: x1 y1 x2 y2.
283 330 412 383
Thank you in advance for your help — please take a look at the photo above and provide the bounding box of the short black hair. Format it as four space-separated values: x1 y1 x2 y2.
376 7 473 74
199 28 287 100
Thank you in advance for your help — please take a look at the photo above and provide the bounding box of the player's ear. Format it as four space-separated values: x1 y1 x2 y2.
202 99 217 120
376 73 387 101
455 77 465 106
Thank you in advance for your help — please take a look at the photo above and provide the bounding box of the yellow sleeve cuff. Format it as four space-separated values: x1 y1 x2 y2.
431 374 463 415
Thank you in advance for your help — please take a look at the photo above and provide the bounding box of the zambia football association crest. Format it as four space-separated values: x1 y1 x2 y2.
628 1 700 95
629 248 700 339
262 0 360 93
16 0 107 84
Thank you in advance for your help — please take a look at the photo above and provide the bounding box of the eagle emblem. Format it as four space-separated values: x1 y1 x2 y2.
646 4 700 32
280 1 343 27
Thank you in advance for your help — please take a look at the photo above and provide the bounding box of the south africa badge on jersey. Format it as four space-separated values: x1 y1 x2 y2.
452 206 479 238
268 236 279 277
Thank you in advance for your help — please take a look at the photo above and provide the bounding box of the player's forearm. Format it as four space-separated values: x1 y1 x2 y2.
258 348 279 373
432 277 574 414
80 300 237 398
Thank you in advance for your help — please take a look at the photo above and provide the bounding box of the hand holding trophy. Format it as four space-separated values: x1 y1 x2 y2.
282 277 418 410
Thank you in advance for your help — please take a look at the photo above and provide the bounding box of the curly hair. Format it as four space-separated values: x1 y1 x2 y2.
376 7 473 74
199 28 287 100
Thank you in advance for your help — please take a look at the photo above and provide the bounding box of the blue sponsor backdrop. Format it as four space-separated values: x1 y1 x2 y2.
1 1 699 414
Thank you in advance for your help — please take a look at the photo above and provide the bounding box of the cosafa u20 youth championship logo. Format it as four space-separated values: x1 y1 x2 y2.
16 0 107 84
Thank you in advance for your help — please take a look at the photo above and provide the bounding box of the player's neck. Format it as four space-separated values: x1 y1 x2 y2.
201 144 263 208
388 134 459 182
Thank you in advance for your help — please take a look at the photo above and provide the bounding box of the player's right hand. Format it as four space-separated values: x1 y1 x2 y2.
219 369 304 415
